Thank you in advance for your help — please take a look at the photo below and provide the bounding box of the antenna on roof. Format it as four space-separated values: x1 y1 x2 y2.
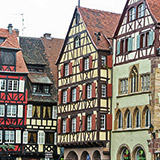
78 0 80 8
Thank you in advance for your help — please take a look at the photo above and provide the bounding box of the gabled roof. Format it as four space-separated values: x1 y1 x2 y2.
56 7 120 64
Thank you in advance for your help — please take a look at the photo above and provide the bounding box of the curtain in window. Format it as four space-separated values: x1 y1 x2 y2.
28 132 32 143
37 106 40 118
48 107 51 118
32 106 36 117
43 107 46 118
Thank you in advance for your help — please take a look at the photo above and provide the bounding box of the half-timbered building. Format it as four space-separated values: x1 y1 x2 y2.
112 0 160 159
56 6 120 160
0 25 28 159
19 34 63 160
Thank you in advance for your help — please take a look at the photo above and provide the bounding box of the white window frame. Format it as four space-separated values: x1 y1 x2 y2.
62 119 66 133
16 130 21 144
63 90 67 104
5 131 14 143
100 114 106 130
138 3 145 18
0 130 2 143
129 7 136 21
0 79 6 91
75 36 80 48
72 88 76 102
101 84 106 97
0 105 5 117
101 55 106 66
27 104 33 118
87 84 92 99
72 118 76 133
7 105 16 117
64 64 69 76
87 115 92 131
84 57 89 71
8 80 18 92
52 106 57 119
23 131 28 144
38 131 45 144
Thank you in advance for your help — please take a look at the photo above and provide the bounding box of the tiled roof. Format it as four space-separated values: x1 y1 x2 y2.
42 37 64 86
78 7 121 50
147 0 160 23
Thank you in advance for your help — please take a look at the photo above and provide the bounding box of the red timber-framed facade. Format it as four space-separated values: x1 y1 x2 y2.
0 24 28 159
56 6 120 160
111 0 160 159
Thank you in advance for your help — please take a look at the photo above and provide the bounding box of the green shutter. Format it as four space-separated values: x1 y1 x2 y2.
137 35 140 49
148 30 154 46
117 41 120 55
128 37 133 52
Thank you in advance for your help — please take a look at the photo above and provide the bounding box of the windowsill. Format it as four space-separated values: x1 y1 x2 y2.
117 90 151 98
32 93 51 96
113 127 149 133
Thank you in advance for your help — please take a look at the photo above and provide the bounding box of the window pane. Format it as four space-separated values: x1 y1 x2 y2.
87 115 92 131
84 58 89 71
87 84 92 99
101 56 106 66
64 64 69 76
0 105 4 116
100 114 105 130
101 84 106 97
72 88 76 102
63 90 67 104
0 80 6 91
72 118 76 132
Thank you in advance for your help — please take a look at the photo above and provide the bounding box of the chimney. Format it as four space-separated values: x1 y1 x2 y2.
8 24 13 34
14 29 19 37
43 33 51 39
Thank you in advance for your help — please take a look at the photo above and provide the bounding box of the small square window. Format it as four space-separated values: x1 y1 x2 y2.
8 80 18 92
0 79 6 91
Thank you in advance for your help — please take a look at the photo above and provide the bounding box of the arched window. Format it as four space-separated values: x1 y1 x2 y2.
118 112 123 129
136 110 141 128
135 148 146 160
121 148 131 160
138 3 145 18
145 109 151 127
131 66 138 93
127 111 132 128
129 7 136 21
74 36 80 48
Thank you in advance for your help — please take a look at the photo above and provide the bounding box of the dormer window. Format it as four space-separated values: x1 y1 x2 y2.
32 84 50 94
0 37 6 44
1 50 15 66
138 3 145 18
76 13 80 25
74 36 80 48
129 7 136 21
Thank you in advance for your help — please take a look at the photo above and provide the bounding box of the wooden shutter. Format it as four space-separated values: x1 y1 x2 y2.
19 80 25 92
76 86 80 101
61 65 64 77
76 116 80 132
92 83 96 98
80 58 83 72
89 56 92 69
107 84 112 97
16 130 21 143
23 131 28 144
82 85 86 100
149 30 154 46
18 105 23 118
128 37 133 52
27 104 32 118
82 116 86 131
67 88 71 103
92 114 96 130
106 114 112 130
69 62 72 75
137 35 140 49
66 118 70 133
107 55 112 68
58 119 62 134
117 41 120 55
58 91 62 105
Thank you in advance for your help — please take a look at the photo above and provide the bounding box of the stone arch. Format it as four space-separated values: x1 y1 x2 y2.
142 105 151 128
117 144 131 160
132 144 146 160
81 151 90 160
115 109 123 129
133 107 141 128
124 108 131 128
92 150 101 160
66 151 78 160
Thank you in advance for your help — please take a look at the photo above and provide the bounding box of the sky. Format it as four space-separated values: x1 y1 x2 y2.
0 0 126 39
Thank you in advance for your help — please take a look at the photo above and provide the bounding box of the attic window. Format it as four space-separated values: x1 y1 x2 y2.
74 36 80 48
129 7 136 21
138 3 145 18
76 13 80 25
0 37 6 44
1 50 15 66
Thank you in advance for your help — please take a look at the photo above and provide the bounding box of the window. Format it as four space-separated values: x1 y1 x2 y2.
32 84 50 94
52 106 57 119
101 55 106 66
0 105 4 117
8 80 18 92
72 88 76 102
84 57 89 71
0 131 2 143
1 51 15 66
27 104 32 118
136 110 141 128
87 84 92 99
7 105 16 117
64 64 69 76
118 112 123 129
138 3 145 18
101 84 106 97
121 148 131 160
141 74 150 91
87 115 92 131
62 119 66 133
43 85 50 94
5 131 14 143
145 109 151 127
129 7 136 21
76 13 80 25
43 106 52 119
72 118 76 132
100 114 106 130
63 90 67 104
131 66 138 93
0 79 6 91
23 131 28 144
45 132 54 144
135 148 146 160
120 39 125 54
38 131 45 144
32 105 41 118
28 132 37 144
120 79 128 94
74 36 80 48
127 111 132 128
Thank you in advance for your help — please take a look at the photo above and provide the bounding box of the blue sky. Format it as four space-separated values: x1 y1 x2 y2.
0 0 126 38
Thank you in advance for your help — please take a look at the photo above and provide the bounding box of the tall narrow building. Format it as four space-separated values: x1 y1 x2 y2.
56 6 120 160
